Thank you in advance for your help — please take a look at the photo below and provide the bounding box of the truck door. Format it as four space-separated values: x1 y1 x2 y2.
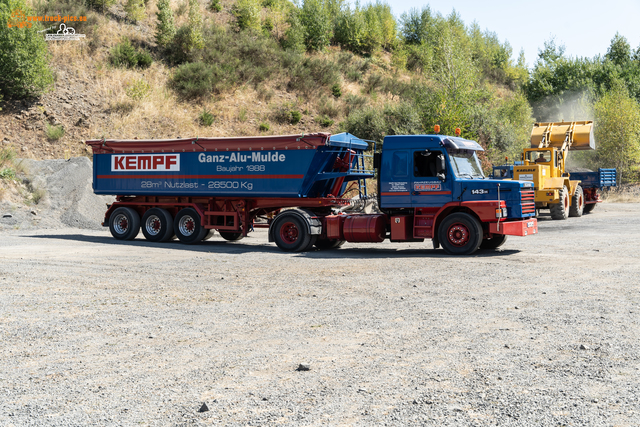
411 149 453 207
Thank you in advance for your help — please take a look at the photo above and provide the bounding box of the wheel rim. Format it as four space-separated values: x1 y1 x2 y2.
280 221 299 244
145 215 162 236
447 223 470 247
178 215 196 236
579 194 584 209
113 213 129 234
563 193 569 210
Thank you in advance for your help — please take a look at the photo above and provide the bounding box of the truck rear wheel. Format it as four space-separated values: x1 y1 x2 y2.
219 231 244 241
109 207 140 241
569 185 584 217
174 208 207 244
438 212 483 255
550 186 569 220
273 214 312 252
480 234 508 250
141 208 174 242
314 238 345 250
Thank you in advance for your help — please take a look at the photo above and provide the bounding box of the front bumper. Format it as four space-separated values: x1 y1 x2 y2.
489 218 538 236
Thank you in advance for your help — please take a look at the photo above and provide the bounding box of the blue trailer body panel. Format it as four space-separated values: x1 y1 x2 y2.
569 168 617 188
90 133 373 198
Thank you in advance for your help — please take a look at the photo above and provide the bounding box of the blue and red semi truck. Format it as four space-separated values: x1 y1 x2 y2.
86 132 538 255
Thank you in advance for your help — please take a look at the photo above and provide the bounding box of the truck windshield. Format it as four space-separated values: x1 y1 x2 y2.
448 149 485 179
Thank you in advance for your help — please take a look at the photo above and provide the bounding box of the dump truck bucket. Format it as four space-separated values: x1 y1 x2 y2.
531 121 595 150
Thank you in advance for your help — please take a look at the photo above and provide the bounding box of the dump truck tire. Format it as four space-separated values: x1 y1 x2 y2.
273 214 312 252
438 212 483 255
569 185 585 217
109 207 140 241
480 234 508 250
219 232 244 241
550 186 569 220
314 238 345 250
174 208 207 244
141 208 174 242
583 203 596 214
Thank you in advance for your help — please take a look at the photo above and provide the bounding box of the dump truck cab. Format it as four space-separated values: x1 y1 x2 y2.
378 134 537 253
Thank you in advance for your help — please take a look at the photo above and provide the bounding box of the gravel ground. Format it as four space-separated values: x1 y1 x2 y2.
1 201 639 426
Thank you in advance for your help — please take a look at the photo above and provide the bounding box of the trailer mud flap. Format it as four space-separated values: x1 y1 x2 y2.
489 219 538 236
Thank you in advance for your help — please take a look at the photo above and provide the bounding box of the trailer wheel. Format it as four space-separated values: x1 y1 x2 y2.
141 208 174 242
569 185 584 217
437 212 482 255
174 208 207 244
273 215 312 252
550 186 569 220
583 203 596 214
219 231 244 241
314 238 345 250
480 234 508 250
109 207 140 241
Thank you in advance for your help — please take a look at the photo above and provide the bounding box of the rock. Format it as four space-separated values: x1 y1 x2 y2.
3 214 12 218
296 364 310 371
30 210 37 216
198 402 209 412
579 344 588 350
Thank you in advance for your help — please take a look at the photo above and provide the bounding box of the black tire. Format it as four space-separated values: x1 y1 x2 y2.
273 214 312 252
219 231 244 241
583 203 596 214
480 234 508 250
109 207 140 241
550 186 569 220
569 185 584 217
174 208 208 244
437 212 483 255
314 238 346 250
141 208 174 242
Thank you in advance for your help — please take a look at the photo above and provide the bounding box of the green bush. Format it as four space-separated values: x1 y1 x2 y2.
259 122 270 131
109 38 153 69
342 103 422 143
288 57 340 95
232 0 261 31
208 0 222 12
45 123 64 141
85 0 116 11
125 78 151 100
300 0 331 51
332 83 342 98
317 96 339 117
315 115 334 128
273 104 302 124
125 0 145 23
169 61 217 99
199 109 215 126
0 0 54 99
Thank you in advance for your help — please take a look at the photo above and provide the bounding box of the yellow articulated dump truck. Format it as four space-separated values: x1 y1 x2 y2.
494 121 595 220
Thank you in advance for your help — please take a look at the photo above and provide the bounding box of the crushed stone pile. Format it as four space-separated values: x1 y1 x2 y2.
0 157 114 230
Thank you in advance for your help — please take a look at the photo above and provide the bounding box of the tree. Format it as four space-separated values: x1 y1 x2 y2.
232 0 261 32
594 81 640 182
605 33 631 67
156 0 176 47
0 0 53 99
300 0 332 51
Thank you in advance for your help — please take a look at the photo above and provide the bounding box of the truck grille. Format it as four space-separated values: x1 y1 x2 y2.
521 190 536 214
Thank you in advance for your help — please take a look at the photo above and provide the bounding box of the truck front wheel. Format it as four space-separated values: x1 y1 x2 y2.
480 234 508 250
583 203 596 214
142 208 174 242
273 215 312 252
174 208 207 244
109 207 140 241
438 213 483 255
569 185 584 217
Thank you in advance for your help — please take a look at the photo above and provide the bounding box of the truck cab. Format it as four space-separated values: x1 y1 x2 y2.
378 135 537 253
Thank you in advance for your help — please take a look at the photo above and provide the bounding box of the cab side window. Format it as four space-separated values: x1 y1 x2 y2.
413 150 441 177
